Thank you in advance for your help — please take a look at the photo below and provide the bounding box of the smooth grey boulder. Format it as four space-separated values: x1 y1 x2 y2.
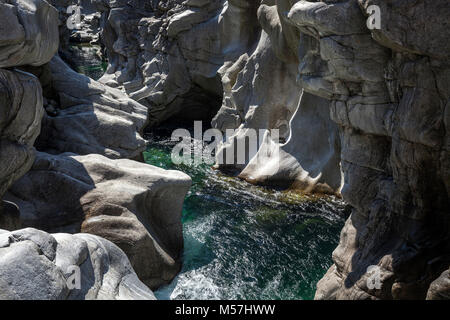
0 0 59 68
35 56 149 160
5 151 192 290
0 227 156 300
212 31 301 174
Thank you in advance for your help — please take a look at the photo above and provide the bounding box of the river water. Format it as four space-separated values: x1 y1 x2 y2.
144 131 347 300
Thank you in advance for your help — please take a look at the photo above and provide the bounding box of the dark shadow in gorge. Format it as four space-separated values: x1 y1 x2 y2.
144 74 224 134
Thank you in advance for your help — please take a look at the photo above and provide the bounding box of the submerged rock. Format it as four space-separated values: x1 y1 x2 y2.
5 151 192 289
0 227 156 300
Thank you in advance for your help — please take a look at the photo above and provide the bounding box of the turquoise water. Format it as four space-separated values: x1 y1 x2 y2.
144 133 346 300
69 44 107 80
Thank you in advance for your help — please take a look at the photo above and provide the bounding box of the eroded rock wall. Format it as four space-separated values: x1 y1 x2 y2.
0 0 192 296
288 0 450 299
52 0 343 194
0 0 59 229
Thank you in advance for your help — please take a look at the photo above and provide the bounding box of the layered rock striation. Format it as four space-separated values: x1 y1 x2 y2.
287 0 450 299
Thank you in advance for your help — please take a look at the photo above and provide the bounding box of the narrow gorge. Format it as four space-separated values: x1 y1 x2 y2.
0 0 448 300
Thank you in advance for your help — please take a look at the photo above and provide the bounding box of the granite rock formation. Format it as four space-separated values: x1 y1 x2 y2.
239 91 342 195
0 0 59 229
1 0 449 301
0 227 156 299
33 55 149 160
5 151 191 289
0 69 44 229
0 0 193 297
0 0 59 68
287 0 450 300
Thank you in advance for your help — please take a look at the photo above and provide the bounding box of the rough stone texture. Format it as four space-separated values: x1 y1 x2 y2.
0 227 156 300
2 0 446 301
5 151 192 290
426 266 450 300
49 0 343 194
31 55 149 160
0 0 59 68
51 0 260 126
0 69 44 229
287 0 450 299
0 0 193 298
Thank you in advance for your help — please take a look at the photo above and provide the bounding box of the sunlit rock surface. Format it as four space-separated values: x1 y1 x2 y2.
1 0 448 301
0 227 156 300
0 69 44 230
34 56 149 160
49 0 343 194
0 0 193 298
5 151 192 289
239 91 342 195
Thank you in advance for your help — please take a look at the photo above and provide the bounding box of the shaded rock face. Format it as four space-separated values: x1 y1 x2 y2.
0 69 44 210
0 228 156 300
287 0 450 299
427 266 450 300
0 0 59 68
5 152 192 289
0 0 58 229
52 0 255 126
211 1 343 195
32 56 149 160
